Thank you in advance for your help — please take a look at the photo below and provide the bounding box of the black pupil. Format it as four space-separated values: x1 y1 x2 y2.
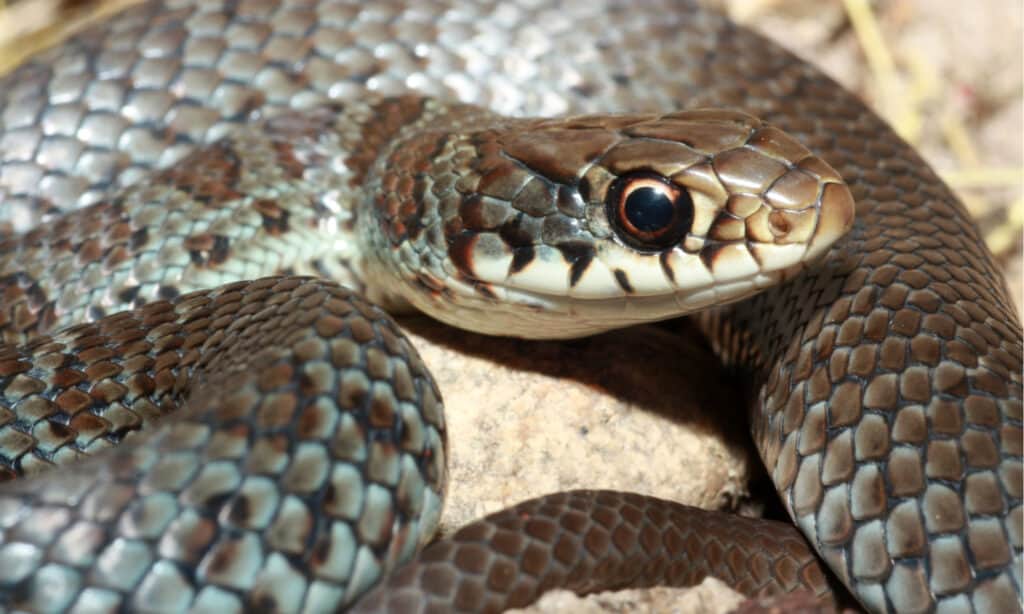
624 186 674 232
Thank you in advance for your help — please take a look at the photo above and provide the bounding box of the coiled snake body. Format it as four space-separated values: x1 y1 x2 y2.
0 1 1020 613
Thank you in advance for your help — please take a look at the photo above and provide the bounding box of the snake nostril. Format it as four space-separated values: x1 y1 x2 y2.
607 172 693 251
768 210 791 237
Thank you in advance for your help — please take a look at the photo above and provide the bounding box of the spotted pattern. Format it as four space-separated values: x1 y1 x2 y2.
0 277 446 611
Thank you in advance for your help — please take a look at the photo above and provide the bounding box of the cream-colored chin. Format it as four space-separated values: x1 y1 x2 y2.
400 258 809 340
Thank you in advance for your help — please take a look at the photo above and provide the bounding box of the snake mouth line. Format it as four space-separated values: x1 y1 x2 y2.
437 250 817 338
486 239 815 297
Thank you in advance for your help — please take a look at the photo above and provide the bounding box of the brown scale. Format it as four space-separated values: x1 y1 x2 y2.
351 490 833 612
155 141 244 204
348 97 439 187
378 129 452 244
253 199 291 235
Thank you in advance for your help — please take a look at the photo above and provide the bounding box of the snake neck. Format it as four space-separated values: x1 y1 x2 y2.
0 97 485 343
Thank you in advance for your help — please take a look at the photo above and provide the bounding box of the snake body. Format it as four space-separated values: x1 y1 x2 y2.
0 1 1020 613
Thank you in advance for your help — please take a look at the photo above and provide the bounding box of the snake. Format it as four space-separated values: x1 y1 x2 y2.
0 0 1020 612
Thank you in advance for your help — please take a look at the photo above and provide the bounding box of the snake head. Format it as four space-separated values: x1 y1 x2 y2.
374 106 855 338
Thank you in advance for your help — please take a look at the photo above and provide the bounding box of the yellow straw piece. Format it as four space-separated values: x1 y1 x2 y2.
942 169 1024 189
0 0 141 76
985 198 1024 256
843 0 919 142
942 112 983 169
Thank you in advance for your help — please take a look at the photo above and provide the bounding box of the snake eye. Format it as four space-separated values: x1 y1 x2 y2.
606 172 693 251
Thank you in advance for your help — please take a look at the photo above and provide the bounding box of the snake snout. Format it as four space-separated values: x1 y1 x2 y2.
575 112 858 306
804 180 856 261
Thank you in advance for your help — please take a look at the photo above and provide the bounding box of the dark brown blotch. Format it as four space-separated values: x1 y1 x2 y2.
270 141 307 179
118 285 141 304
311 533 333 567
509 246 535 275
157 285 180 300
184 234 231 267
76 238 103 265
130 227 149 250
0 359 31 377
699 242 726 270
558 242 595 287
254 199 291 235
202 537 242 576
659 251 676 283
458 196 488 231
156 141 243 205
577 176 593 202
498 214 535 248
614 269 634 294
448 232 477 279
25 282 47 309
227 495 252 525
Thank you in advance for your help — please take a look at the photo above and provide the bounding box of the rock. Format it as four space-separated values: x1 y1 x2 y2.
399 317 756 537
507 578 746 614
